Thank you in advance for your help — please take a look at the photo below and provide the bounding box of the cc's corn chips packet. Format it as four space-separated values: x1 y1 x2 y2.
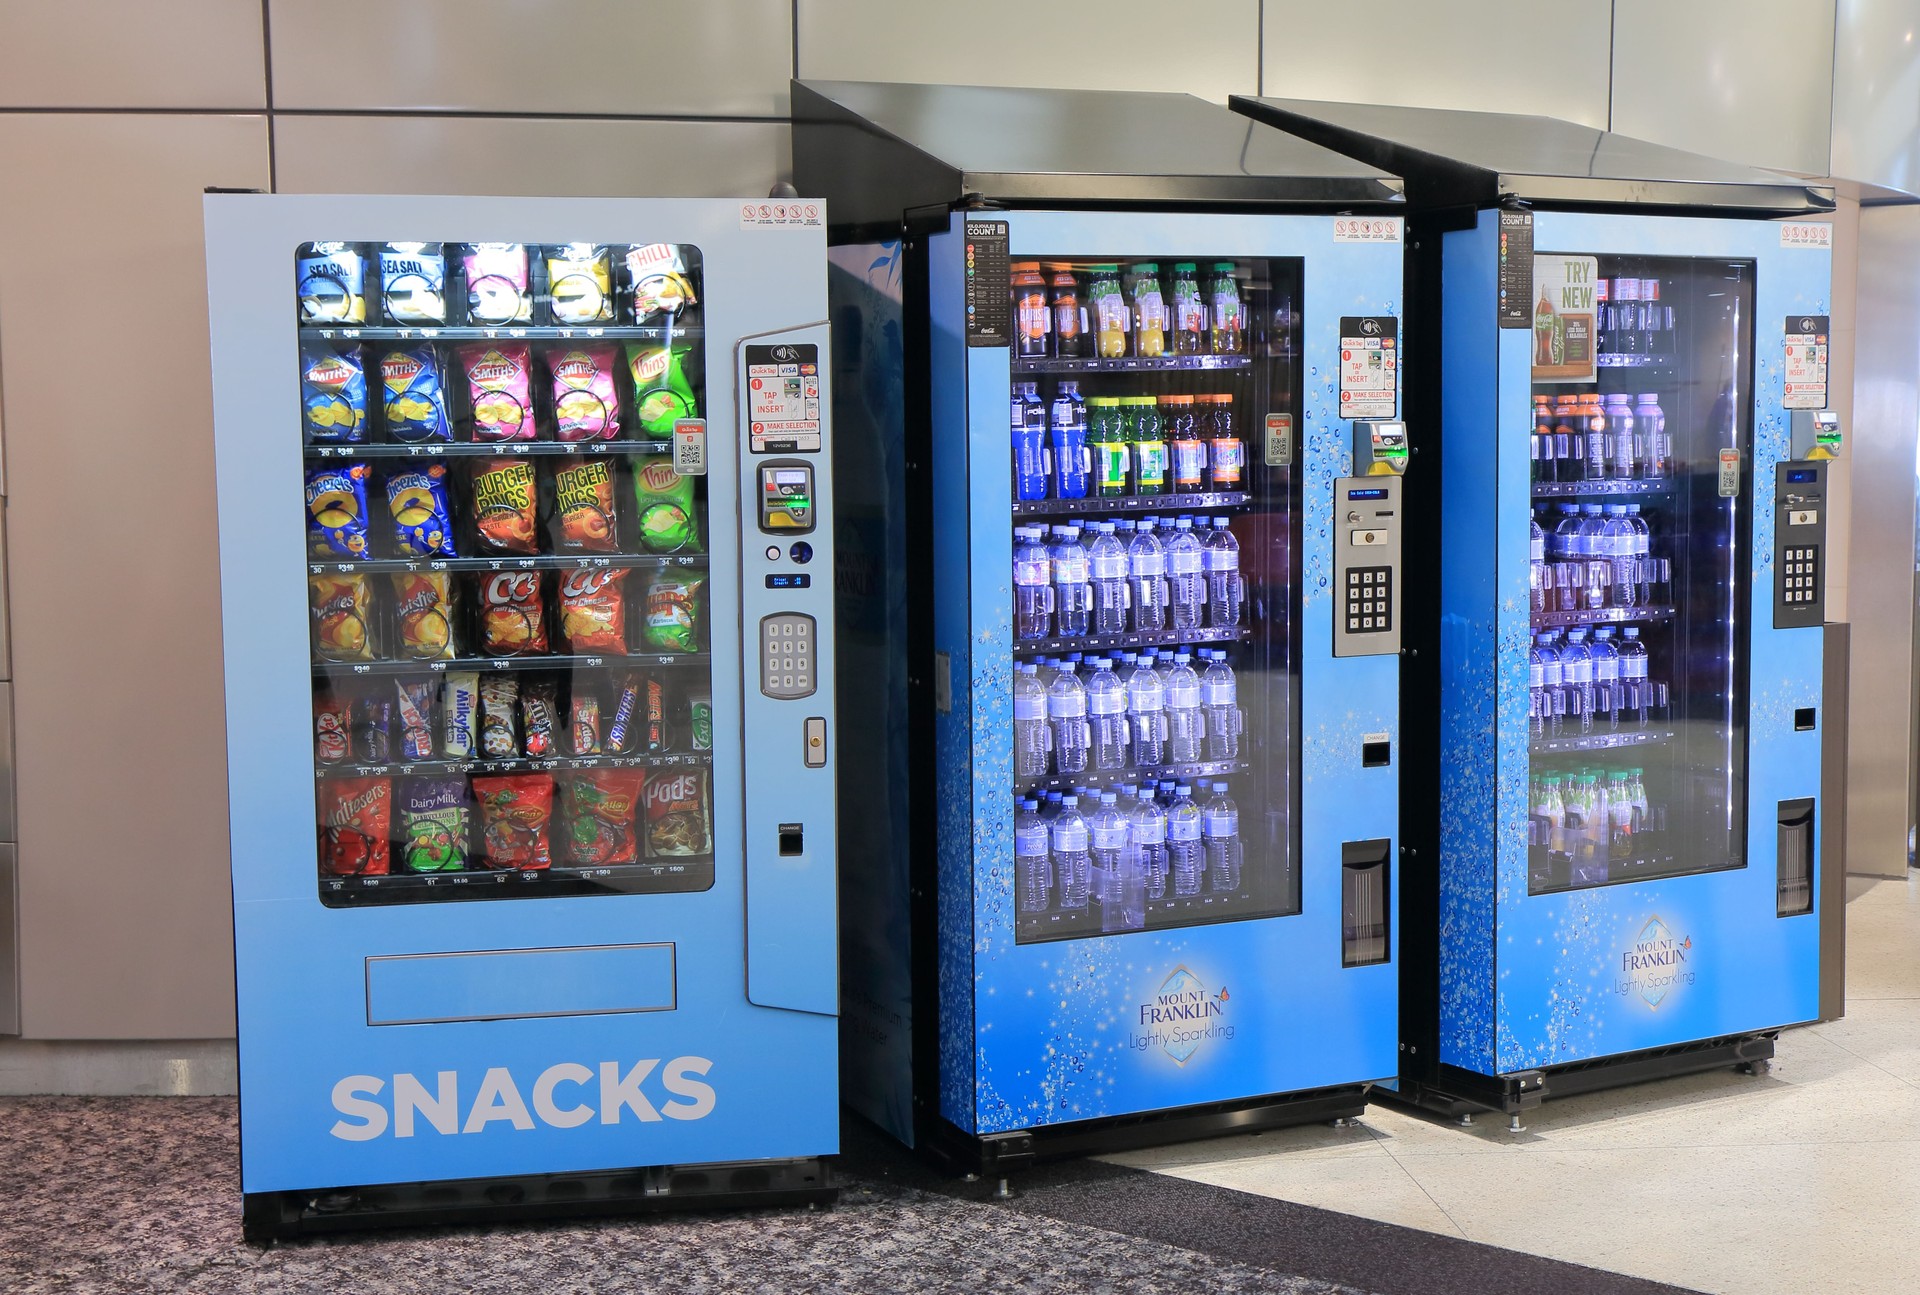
550 344 620 441
306 463 371 558
630 453 699 553
320 778 390 876
380 242 445 323
563 770 647 865
401 778 469 873
546 243 613 324
310 573 375 661
472 774 554 871
297 242 366 324
379 345 452 443
481 571 548 656
624 243 699 323
471 459 539 554
552 460 617 553
301 343 367 444
385 463 456 558
626 342 699 438
391 571 455 662
559 568 628 654
459 342 535 442
463 242 532 324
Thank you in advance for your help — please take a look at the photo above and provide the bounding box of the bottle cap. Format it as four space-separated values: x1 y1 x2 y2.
1062 795 1078 806
1101 791 1118 804
1214 783 1227 793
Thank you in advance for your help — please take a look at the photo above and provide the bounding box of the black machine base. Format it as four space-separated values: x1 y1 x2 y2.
1381 1032 1778 1121
242 1155 837 1244
921 1083 1372 1177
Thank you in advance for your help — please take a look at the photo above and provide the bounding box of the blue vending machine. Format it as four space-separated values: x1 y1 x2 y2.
204 195 840 1237
1235 99 1840 1119
795 82 1409 1169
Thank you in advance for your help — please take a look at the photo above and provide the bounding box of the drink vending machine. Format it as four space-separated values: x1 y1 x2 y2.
205 195 839 1237
1233 98 1840 1121
796 81 1408 1169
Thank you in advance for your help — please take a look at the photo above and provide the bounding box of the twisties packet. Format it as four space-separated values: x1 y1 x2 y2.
306 463 371 558
385 463 456 558
310 573 375 662
300 343 367 444
463 242 532 324
297 242 366 324
626 341 699 438
546 243 613 324
550 344 620 441
391 571 455 662
379 345 453 443
459 342 535 442
379 242 445 323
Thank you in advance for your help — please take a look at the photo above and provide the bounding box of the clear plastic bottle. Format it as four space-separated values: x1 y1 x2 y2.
1050 525 1091 638
1529 512 1548 614
1086 656 1131 771
1605 393 1637 479
1606 505 1638 607
1127 516 1169 632
1618 627 1649 727
1051 795 1091 910
1636 394 1668 479
1166 785 1204 897
1047 659 1089 775
1013 663 1050 777
1042 789 1062 819
1528 636 1549 740
1561 629 1595 734
1537 633 1565 738
1203 516 1243 627
1127 652 1168 771
1202 782 1243 893
1590 627 1621 730
1132 787 1170 900
1577 505 1611 610
1607 771 1635 861
1049 380 1088 500
1551 504 1585 612
1015 798 1051 913
1087 521 1130 636
1583 395 1610 481
1624 504 1653 605
1165 651 1206 765
1201 650 1243 760
1012 382 1048 501
1091 791 1134 907
1165 517 1207 631
1013 526 1054 641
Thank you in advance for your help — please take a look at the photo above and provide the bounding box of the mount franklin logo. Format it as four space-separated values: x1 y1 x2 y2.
1129 966 1235 1066
1614 915 1696 1008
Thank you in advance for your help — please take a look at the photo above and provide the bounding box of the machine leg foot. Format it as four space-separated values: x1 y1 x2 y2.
1331 1116 1359 1129
1457 1113 1474 1127
1508 1113 1525 1135
1741 1058 1773 1077
995 1178 1013 1200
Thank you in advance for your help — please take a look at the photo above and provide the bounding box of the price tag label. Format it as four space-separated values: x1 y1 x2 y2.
673 418 708 475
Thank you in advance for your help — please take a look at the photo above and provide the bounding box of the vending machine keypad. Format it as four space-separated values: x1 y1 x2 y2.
1333 476 1402 656
1344 567 1394 634
1773 461 1826 629
760 613 817 699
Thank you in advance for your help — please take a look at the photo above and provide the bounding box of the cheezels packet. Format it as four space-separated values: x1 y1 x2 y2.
306 463 371 558
386 463 456 558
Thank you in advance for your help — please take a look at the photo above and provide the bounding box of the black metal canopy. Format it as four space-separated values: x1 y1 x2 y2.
1230 97 1835 216
793 80 1404 232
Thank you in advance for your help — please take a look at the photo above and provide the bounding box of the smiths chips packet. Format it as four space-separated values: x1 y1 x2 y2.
644 573 704 654
297 242 366 324
546 243 613 324
464 243 532 324
550 344 620 441
480 674 519 757
644 768 711 859
442 671 478 758
391 571 455 661
473 774 554 871
311 574 375 661
481 571 548 656
559 568 628 654
471 459 538 554
321 778 391 876
379 345 453 443
401 778 468 873
386 463 456 558
626 342 700 438
563 770 647 865
630 453 699 553
306 464 371 558
624 243 699 324
460 342 535 442
301 343 367 443
395 679 437 758
552 459 617 552
380 242 445 323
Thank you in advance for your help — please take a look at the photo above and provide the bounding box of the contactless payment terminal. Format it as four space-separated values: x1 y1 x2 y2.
759 461 816 533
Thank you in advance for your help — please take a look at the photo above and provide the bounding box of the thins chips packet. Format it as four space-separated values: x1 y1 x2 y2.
480 571 548 656
460 343 535 442
306 463 371 558
297 242 366 324
550 344 620 442
545 243 613 324
626 342 699 437
463 243 532 324
563 771 647 865
380 242 445 323
386 463 456 558
552 459 617 552
472 774 554 871
401 778 468 873
623 243 699 324
320 777 390 876
301 343 367 443
630 453 699 553
391 572 455 662
379 345 453 443
471 459 539 554
311 573 375 661
559 568 628 654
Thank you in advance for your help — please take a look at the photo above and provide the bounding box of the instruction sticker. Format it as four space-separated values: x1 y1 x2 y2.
1338 316 1398 419
745 344 822 454
1784 314 1829 410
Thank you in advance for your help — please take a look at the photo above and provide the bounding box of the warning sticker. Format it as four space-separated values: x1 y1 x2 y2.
745 343 822 453
1338 316 1398 419
1783 314 1829 410
740 200 823 229
1779 223 1832 249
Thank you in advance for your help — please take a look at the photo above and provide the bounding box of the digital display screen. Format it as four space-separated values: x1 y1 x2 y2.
1786 468 1818 483
1347 487 1390 500
766 573 812 589
774 469 808 485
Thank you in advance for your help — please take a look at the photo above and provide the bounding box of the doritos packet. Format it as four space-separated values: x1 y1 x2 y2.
297 242 366 324
460 342 535 442
391 571 454 662
320 777 390 876
626 342 699 438
563 770 646 866
550 344 620 441
401 777 468 873
473 774 554 871
630 453 699 553
301 343 367 443
306 463 371 558
463 242 532 325
379 344 453 443
386 463 456 557
380 242 445 323
471 459 539 554
545 243 613 324
310 573 375 661
623 243 699 324
552 459 617 552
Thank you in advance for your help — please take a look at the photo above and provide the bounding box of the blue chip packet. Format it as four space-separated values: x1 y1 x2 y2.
378 344 453 443
300 343 367 444
306 463 372 558
386 463 458 558
380 242 446 324
296 242 366 324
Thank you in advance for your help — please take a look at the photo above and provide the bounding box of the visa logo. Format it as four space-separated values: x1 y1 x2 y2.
329 1057 715 1140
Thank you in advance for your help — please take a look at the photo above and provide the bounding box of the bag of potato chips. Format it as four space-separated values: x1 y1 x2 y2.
626 342 699 438
550 344 620 442
471 459 539 554
545 243 613 324
301 343 367 444
480 570 548 656
310 573 375 661
460 342 535 442
380 242 445 324
297 242 366 324
551 459 617 552
630 453 700 553
306 464 371 558
391 571 455 662
463 243 532 325
379 344 453 443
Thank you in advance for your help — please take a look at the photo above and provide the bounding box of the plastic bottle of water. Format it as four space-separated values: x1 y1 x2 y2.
1091 791 1134 909
1087 521 1131 635
1201 650 1242 759
1636 394 1669 479
1604 505 1637 607
1529 512 1548 614
1086 656 1131 771
1132 787 1170 901
1015 798 1051 913
1203 516 1244 627
1537 633 1565 737
1551 504 1584 612
1528 636 1549 740
1166 785 1204 897
1013 526 1054 641
1166 517 1206 631
1048 659 1089 774
1624 504 1653 605
1127 652 1168 770
1165 651 1206 764
1577 505 1610 610
1042 789 1062 819
1051 795 1090 910
1590 627 1621 730
1012 383 1049 501
1013 663 1050 777
1050 525 1091 638
1050 381 1088 500
1128 516 1168 632
1202 782 1242 893
1618 627 1649 727
1561 628 1595 734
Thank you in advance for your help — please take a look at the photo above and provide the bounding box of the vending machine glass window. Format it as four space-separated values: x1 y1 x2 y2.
1526 255 1755 895
1008 256 1303 942
297 239 717 906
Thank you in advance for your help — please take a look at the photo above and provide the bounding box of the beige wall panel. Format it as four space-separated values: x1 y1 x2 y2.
273 114 790 196
0 113 269 1038
0 0 266 109
1612 0 1834 175
1260 0 1611 125
798 0 1258 102
268 0 791 117
1831 0 1920 192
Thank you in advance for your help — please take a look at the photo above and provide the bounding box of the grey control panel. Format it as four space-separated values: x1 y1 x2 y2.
760 612 817 699
1773 460 1826 629
1333 475 1402 657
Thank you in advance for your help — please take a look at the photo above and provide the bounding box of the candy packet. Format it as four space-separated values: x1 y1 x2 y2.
459 342 535 442
630 453 700 553
314 690 350 766
395 679 437 759
626 342 699 438
480 675 520 757
306 463 371 558
522 680 559 759
545 243 613 324
301 343 367 444
379 345 453 443
401 778 469 873
356 692 392 764
563 771 647 865
463 242 532 324
605 672 645 754
569 688 602 757
297 242 366 324
471 459 539 554
380 242 445 323
550 344 620 442
472 774 554 871
644 768 711 858
442 672 478 758
319 777 390 876
386 463 456 558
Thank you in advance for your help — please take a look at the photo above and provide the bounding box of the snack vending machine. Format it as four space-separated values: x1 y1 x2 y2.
1233 98 1839 1118
796 81 1408 1168
205 195 839 1237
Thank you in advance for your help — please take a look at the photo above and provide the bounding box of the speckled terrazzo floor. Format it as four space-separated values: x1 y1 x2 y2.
0 1096 1695 1294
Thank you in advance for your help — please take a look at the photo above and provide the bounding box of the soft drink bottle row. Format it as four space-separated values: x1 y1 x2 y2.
1014 782 1244 917
1012 382 1247 502
1013 519 1243 639
1013 261 1245 360
1531 392 1671 483
1529 628 1669 738
1529 503 1670 614
1014 650 1244 777
1594 277 1678 359
1528 767 1668 880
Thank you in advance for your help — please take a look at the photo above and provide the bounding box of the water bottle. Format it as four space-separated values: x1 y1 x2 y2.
1605 505 1638 607
1528 636 1548 740
1091 791 1134 908
1012 384 1049 501
1086 657 1131 771
1128 516 1169 632
1166 517 1206 631
1202 782 1242 893
1577 505 1610 610
1132 788 1170 900
1537 633 1565 737
1051 795 1091 910
1203 516 1243 627
1201 650 1242 759
1048 659 1089 774
1605 393 1637 479
1050 525 1091 638
1561 629 1595 734
1013 663 1051 777
1087 522 1130 635
1590 627 1620 730
1607 771 1635 860
1013 526 1054 641
1624 504 1653 605
1049 380 1089 499
1619 627 1649 727
1636 395 1668 479
1127 653 1168 770
1551 504 1584 612
1015 798 1052 913
1166 785 1204 897
1583 398 1610 480
1165 651 1206 764
1529 513 1548 614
